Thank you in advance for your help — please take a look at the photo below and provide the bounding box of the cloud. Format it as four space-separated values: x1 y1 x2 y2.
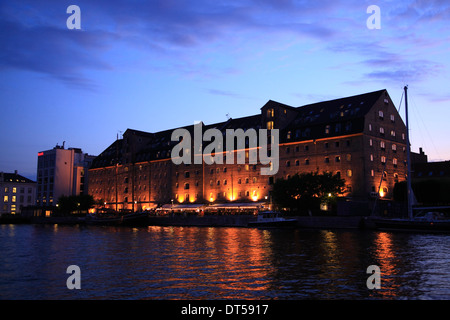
0 8 115 90
206 88 252 100
2 0 448 89
0 0 344 89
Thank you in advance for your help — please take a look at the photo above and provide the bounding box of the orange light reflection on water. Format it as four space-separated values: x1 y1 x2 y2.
373 232 401 298
144 226 274 299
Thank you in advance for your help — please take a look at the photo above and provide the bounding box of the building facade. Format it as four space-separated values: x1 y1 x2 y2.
88 89 408 211
36 144 95 206
0 171 36 215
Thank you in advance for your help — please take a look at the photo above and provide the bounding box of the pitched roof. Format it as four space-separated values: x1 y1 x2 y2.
90 90 387 167
280 89 386 142
0 172 35 184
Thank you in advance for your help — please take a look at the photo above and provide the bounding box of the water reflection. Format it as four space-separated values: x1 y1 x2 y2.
0 225 449 299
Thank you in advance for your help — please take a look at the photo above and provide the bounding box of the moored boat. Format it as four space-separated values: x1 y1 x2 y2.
86 210 148 226
248 211 298 228
370 211 450 232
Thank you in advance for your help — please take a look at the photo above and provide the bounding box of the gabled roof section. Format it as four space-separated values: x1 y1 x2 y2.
90 139 123 169
261 99 296 111
280 89 387 142
0 172 35 184
293 89 385 125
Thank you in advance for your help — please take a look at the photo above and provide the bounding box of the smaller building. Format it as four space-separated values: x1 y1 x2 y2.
36 144 96 206
0 171 36 215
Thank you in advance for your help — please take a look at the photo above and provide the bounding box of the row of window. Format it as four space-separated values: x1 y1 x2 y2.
369 139 403 152
368 123 405 139
284 140 352 155
3 187 33 194
3 195 33 203
370 170 400 182
378 110 396 122
285 154 353 167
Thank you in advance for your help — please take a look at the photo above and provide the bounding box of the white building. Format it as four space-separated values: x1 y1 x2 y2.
0 171 36 215
36 144 95 206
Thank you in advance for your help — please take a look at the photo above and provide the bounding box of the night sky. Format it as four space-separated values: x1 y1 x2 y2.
1 0 449 180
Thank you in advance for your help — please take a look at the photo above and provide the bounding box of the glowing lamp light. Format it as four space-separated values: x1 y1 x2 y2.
38 152 44 157
379 189 385 198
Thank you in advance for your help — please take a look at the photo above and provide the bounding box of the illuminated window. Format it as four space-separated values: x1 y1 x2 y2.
12 196 16 203
347 170 352 177
267 108 274 118
381 156 386 164
3 196 8 203
12 187 17 193
267 121 274 130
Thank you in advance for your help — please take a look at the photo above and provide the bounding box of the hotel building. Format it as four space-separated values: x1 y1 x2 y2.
88 89 408 212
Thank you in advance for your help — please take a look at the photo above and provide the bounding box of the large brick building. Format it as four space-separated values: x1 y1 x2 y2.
88 89 408 211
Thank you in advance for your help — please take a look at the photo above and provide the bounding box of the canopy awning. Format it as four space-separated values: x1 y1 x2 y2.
206 202 265 210
160 203 206 210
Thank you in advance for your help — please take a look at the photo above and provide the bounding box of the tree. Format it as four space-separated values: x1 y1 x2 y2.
57 194 95 215
271 172 345 214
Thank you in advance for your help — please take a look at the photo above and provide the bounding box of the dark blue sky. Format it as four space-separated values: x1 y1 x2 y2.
1 0 449 180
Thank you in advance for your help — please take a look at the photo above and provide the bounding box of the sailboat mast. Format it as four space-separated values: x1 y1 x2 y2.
404 85 413 220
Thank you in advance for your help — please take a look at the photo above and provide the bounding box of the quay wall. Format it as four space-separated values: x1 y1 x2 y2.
1 214 366 229
147 215 365 229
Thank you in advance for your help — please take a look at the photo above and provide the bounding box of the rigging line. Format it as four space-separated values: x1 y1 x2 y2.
410 93 442 161
397 90 404 114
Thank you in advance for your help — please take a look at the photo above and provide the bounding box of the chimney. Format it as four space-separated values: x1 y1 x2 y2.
14 170 18 175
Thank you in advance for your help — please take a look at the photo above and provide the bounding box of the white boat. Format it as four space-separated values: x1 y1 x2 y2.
248 211 298 228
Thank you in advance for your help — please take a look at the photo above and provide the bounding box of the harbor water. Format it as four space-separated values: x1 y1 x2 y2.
0 224 449 300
